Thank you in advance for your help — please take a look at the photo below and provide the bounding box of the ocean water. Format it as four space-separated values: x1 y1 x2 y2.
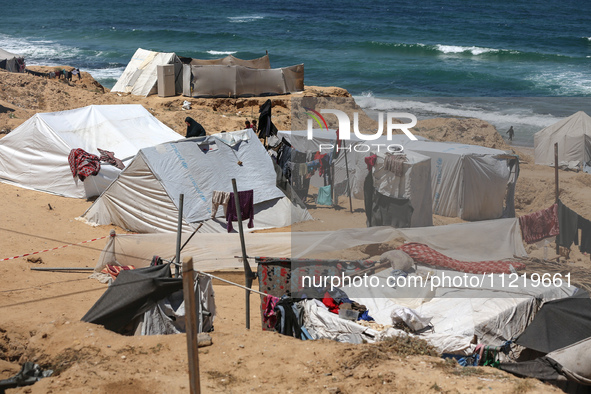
2 0 590 145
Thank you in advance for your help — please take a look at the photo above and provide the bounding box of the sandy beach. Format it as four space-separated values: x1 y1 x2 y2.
0 67 589 393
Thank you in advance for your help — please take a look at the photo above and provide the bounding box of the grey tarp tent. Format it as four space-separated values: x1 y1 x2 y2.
0 48 25 73
81 129 312 233
188 53 271 68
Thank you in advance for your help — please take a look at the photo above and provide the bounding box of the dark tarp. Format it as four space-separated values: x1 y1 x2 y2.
258 99 278 138
515 291 591 354
498 358 561 381
81 263 183 333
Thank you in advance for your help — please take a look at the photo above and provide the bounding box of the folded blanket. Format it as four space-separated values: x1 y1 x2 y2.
397 242 524 274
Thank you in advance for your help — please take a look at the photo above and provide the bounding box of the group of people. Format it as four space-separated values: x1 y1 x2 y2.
184 117 259 138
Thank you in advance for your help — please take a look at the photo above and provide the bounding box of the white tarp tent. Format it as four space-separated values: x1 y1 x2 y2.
0 48 25 72
534 111 591 173
280 130 517 221
112 48 182 97
0 104 182 198
82 129 313 233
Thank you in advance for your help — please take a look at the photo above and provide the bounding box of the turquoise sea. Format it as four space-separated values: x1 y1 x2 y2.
2 0 590 145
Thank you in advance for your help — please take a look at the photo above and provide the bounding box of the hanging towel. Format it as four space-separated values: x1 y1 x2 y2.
211 190 231 218
579 216 591 254
226 190 254 232
518 204 559 244
365 154 377 171
557 200 579 248
384 154 407 177
316 185 332 206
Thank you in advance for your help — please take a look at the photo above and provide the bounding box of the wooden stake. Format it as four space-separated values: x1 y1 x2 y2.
182 256 201 394
555 143 560 256
231 178 254 330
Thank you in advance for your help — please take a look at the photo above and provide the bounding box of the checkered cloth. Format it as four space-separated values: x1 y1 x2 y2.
397 242 525 274
68 148 101 181
97 148 125 170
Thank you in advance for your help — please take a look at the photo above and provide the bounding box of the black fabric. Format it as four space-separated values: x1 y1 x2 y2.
516 291 591 354
498 358 561 381
274 298 302 338
579 216 591 254
81 263 183 333
557 200 579 248
257 99 278 138
369 191 413 228
363 172 374 227
185 117 206 138
0 362 52 392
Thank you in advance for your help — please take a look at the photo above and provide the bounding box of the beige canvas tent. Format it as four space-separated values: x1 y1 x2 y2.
534 111 591 173
112 48 182 97
0 48 25 72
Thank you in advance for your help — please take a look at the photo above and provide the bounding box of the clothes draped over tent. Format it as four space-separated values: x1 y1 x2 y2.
518 204 559 244
226 190 254 232
397 242 525 274
97 148 125 170
68 148 101 181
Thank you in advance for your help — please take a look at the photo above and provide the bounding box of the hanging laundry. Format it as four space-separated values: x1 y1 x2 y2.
316 185 332 206
97 148 125 170
365 154 377 171
579 216 591 254
262 294 281 329
100 264 135 280
370 191 413 228
226 190 254 233
397 242 525 274
211 190 231 218
68 148 101 181
557 200 579 248
518 204 559 244
384 153 407 177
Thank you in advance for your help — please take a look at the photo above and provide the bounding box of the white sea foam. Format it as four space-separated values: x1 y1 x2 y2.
206 50 237 55
0 34 82 63
435 44 498 55
526 70 591 96
228 15 263 23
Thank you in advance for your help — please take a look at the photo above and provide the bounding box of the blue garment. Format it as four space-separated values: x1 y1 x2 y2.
316 185 332 206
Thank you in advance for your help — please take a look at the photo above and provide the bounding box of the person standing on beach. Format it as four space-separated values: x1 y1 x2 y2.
506 126 514 141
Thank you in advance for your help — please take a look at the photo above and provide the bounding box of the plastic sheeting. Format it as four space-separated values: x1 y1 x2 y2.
82 129 312 233
534 111 591 169
279 130 516 221
183 64 304 98
189 54 271 68
111 48 182 97
0 48 24 72
93 218 527 274
0 104 182 198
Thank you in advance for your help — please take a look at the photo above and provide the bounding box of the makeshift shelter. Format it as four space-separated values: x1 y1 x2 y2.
534 111 591 173
499 292 591 388
0 104 182 198
187 53 271 68
182 64 304 98
82 263 215 335
279 130 518 221
0 48 25 72
81 129 313 233
112 48 182 97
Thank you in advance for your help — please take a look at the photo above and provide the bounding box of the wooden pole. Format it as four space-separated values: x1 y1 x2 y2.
175 194 184 278
231 178 254 330
342 142 353 213
555 143 560 255
182 256 201 394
